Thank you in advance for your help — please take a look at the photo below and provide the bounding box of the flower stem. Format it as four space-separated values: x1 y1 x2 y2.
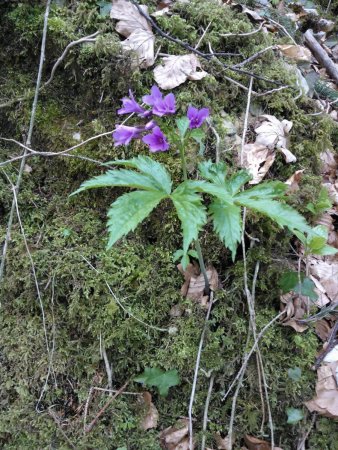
179 140 210 296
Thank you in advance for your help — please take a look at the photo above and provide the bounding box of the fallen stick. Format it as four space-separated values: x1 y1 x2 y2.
304 29 338 85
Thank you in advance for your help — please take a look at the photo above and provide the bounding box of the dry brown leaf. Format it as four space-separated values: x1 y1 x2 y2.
243 435 283 450
178 263 219 307
242 143 276 184
215 432 233 449
160 418 192 450
315 319 332 341
254 115 294 157
280 293 309 332
305 362 338 418
309 256 338 301
140 391 159 430
110 0 155 68
278 44 312 62
285 169 305 192
154 54 208 90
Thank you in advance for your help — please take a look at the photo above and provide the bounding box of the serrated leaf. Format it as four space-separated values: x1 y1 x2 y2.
173 249 184 262
107 190 166 248
279 271 304 293
209 199 241 260
171 183 207 254
313 244 338 256
228 170 252 195
107 156 172 194
181 254 190 270
234 198 310 233
287 367 302 381
134 367 180 397
198 160 227 185
188 180 233 204
294 277 318 301
188 250 199 259
71 168 163 196
190 129 205 155
235 181 288 201
286 407 304 424
176 117 189 139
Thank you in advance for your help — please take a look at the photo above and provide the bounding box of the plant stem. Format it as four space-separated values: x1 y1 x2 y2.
179 140 210 295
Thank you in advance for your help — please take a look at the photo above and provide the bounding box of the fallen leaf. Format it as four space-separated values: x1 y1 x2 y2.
285 169 305 192
315 318 332 341
241 143 276 184
110 0 155 68
254 115 293 155
140 391 159 430
309 256 338 301
154 54 208 90
278 45 312 63
23 164 32 173
215 432 233 449
243 435 283 450
305 362 338 418
323 344 338 363
178 262 219 307
160 418 192 450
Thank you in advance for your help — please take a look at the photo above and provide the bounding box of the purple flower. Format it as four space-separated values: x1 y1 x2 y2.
143 85 176 117
113 125 141 146
142 126 169 152
187 106 209 129
144 120 157 130
118 90 147 117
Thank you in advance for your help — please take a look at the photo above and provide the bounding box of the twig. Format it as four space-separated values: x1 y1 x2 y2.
0 0 51 283
267 18 297 45
314 321 338 368
222 311 284 402
296 413 317 450
44 31 100 87
233 46 276 68
2 171 51 411
195 22 212 50
47 407 76 449
84 379 130 433
101 344 113 392
81 255 168 332
220 22 264 37
240 77 253 166
129 0 283 86
201 372 215 450
304 29 338 85
188 292 214 450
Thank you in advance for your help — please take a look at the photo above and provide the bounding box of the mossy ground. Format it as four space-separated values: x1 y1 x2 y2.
1 1 338 449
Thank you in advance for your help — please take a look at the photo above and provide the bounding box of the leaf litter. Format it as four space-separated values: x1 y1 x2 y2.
178 262 219 307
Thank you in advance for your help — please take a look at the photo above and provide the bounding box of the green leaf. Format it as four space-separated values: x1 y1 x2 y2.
188 180 233 205
279 271 303 293
176 117 190 139
198 160 227 185
106 190 166 248
106 156 172 194
294 277 318 301
227 170 252 195
235 181 288 201
171 183 207 254
234 198 310 234
313 244 338 256
181 254 190 270
134 367 180 397
286 407 304 424
209 199 241 260
287 367 302 381
306 187 332 215
307 225 338 255
173 249 184 262
97 1 111 16
188 250 199 259
71 169 163 196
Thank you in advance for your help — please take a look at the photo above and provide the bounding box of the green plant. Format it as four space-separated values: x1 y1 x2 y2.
134 367 180 397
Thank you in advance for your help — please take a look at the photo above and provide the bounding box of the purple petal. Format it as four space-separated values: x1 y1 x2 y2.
113 125 140 146
187 105 199 121
117 90 146 116
142 126 169 152
187 105 209 128
142 86 163 106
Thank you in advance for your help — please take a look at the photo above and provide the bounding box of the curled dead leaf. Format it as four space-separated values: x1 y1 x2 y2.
309 256 338 301
215 432 234 449
241 143 275 185
315 318 333 341
244 435 283 450
154 54 208 90
160 418 192 450
139 391 159 430
278 44 312 63
111 0 155 68
178 262 219 307
285 169 305 193
305 362 338 418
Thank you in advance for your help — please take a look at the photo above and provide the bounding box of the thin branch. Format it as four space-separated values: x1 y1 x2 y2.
0 0 52 283
267 18 297 45
240 77 253 166
195 22 212 50
188 293 214 450
233 46 276 68
129 0 284 86
84 379 130 433
220 22 264 37
201 372 215 450
48 407 76 449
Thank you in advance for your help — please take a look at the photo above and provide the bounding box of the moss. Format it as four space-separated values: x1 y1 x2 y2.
1 0 338 448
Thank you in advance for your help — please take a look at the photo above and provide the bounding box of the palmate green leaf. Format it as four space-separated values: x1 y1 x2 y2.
170 183 207 254
188 180 233 204
176 116 190 139
227 170 252 195
71 169 163 196
235 181 288 201
106 190 166 248
209 199 241 260
134 367 180 397
235 198 310 234
286 407 304 425
105 156 172 194
198 160 228 185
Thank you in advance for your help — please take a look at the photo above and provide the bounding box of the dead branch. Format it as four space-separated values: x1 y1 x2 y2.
304 29 338 85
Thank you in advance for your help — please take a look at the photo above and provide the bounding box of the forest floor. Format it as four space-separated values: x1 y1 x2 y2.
1 0 338 449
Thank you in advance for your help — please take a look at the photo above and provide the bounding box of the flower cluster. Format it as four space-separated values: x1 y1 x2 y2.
113 86 209 153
